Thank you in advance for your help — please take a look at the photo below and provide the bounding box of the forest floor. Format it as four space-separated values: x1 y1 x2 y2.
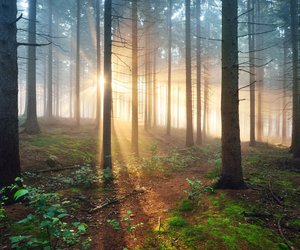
1 119 300 250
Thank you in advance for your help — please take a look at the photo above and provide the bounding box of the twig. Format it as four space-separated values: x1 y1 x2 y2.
158 217 162 232
29 165 88 174
268 180 284 206
278 216 294 250
89 190 139 213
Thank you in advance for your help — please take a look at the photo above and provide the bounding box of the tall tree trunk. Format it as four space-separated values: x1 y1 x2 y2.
282 37 288 145
248 0 255 146
24 0 40 134
144 2 150 131
196 0 202 145
46 0 53 119
131 0 139 155
290 0 300 157
256 1 264 142
185 0 194 147
216 0 246 189
102 0 113 171
75 0 81 126
0 0 21 188
96 0 102 128
166 0 172 135
43 58 47 117
153 48 157 128
56 59 60 117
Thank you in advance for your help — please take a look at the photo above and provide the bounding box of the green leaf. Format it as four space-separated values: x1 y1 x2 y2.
14 189 29 200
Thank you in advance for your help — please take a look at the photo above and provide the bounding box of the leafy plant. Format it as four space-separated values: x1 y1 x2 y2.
9 184 89 249
107 210 143 240
184 178 214 205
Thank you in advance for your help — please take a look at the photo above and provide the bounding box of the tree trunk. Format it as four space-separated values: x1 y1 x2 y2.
282 37 288 145
0 0 21 188
256 1 264 142
46 0 53 119
248 0 255 146
102 0 113 171
75 0 81 126
24 0 40 134
290 0 300 157
185 0 194 147
196 0 202 145
216 0 247 189
96 0 102 128
166 0 172 135
131 0 139 155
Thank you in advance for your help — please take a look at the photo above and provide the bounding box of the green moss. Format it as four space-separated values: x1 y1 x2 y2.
30 135 67 147
178 199 194 212
167 216 188 228
289 219 300 227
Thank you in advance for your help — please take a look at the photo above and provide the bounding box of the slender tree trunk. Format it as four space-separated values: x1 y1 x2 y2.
166 0 172 135
248 0 255 146
131 0 139 155
196 0 202 145
43 58 47 117
216 0 246 189
0 0 21 188
282 38 288 145
96 0 102 128
46 0 53 119
153 48 157 128
256 1 264 142
102 0 113 171
75 0 81 126
24 0 40 134
185 0 194 147
290 0 300 157
56 59 60 117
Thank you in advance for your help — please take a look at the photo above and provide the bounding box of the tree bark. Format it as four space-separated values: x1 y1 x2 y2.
102 0 113 171
196 0 202 145
185 0 194 147
75 0 81 126
290 0 300 157
131 0 139 155
248 0 255 146
24 0 40 134
96 0 102 128
216 0 247 189
166 0 172 136
0 0 21 188
46 0 53 119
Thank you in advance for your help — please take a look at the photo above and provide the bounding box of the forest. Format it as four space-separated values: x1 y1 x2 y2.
0 0 300 249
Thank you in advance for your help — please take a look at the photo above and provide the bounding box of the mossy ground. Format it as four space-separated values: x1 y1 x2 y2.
141 142 300 250
5 124 300 249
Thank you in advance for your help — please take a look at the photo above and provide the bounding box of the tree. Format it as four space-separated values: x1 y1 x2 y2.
75 0 81 126
131 0 139 155
24 0 40 134
185 0 194 147
0 0 21 188
216 0 247 189
166 0 172 136
248 0 255 146
96 0 102 128
102 0 112 172
195 0 202 145
46 0 53 119
290 0 300 157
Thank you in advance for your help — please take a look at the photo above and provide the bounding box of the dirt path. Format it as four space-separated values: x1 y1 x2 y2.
89 164 210 250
